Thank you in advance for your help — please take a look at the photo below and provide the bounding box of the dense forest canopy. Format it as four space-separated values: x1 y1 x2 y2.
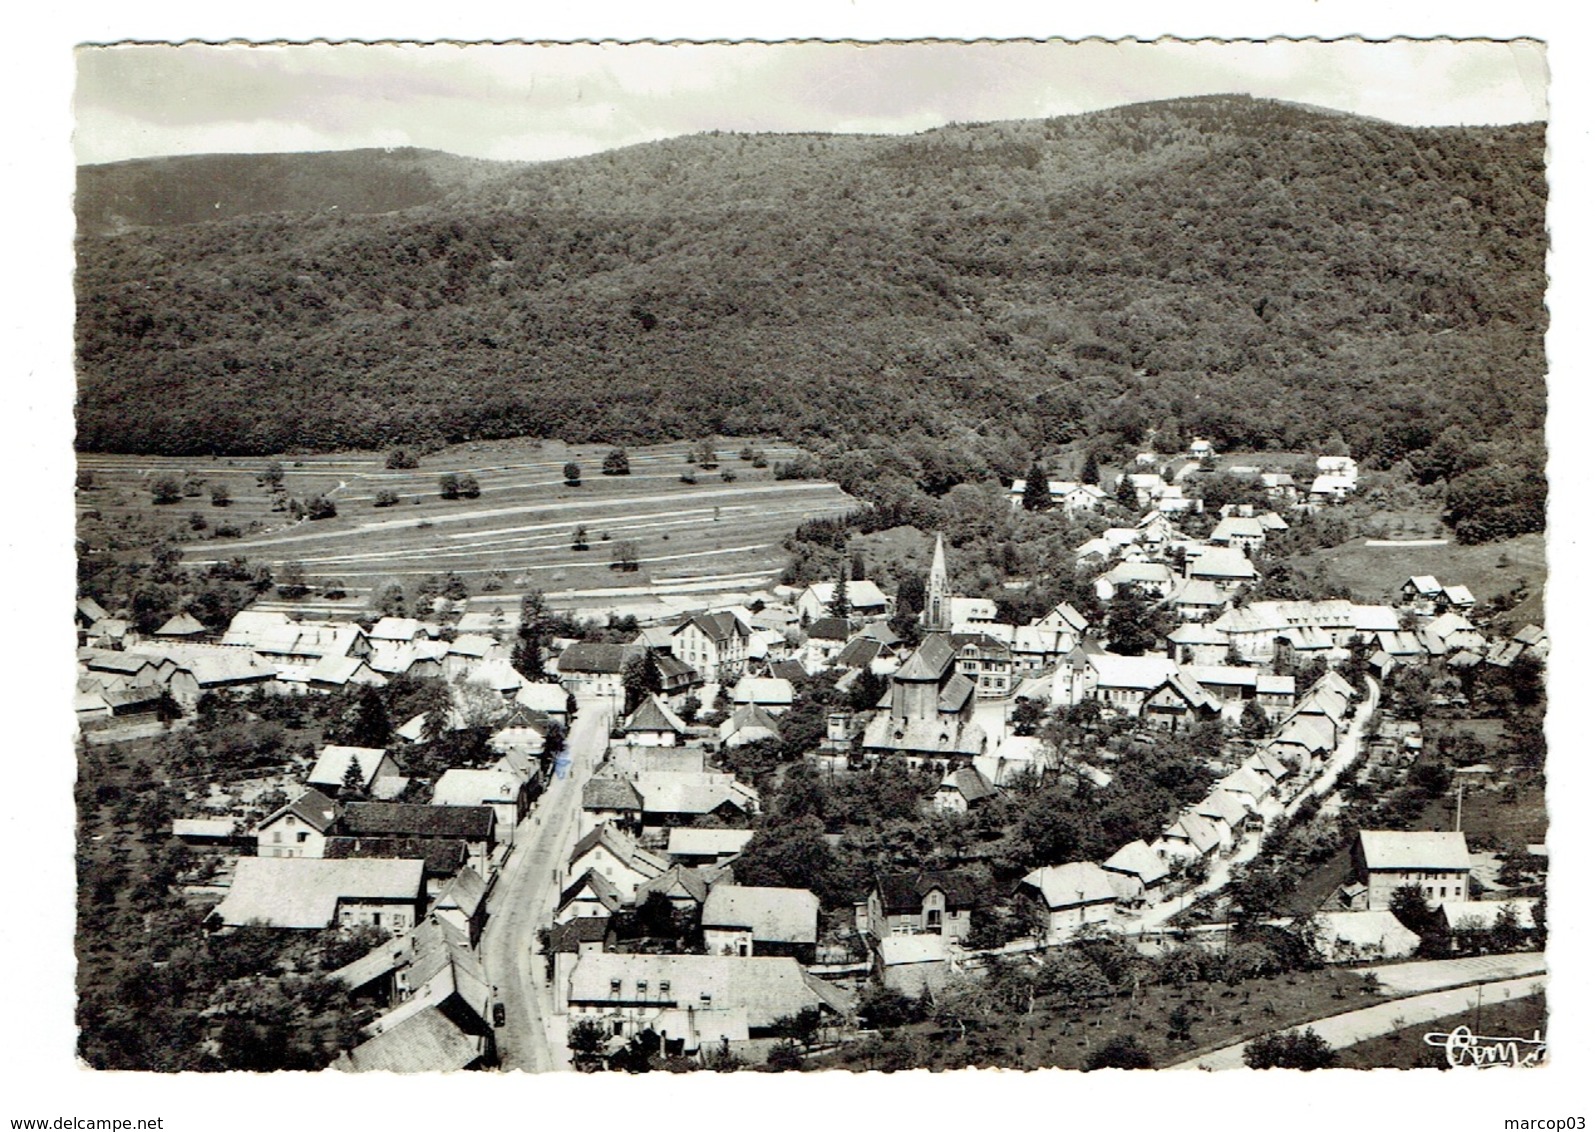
76 96 1546 500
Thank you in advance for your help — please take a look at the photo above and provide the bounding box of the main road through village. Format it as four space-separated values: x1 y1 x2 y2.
480 692 616 1072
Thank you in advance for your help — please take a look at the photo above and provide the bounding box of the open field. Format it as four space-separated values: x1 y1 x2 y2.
1300 532 1545 620
1333 991 1546 1070
79 439 857 610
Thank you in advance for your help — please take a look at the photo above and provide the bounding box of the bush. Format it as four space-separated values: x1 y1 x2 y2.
603 448 630 476
457 473 481 499
1242 1028 1337 1070
374 489 400 507
306 496 337 520
150 475 182 504
563 462 582 486
1084 1034 1153 1070
385 449 419 469
438 473 460 499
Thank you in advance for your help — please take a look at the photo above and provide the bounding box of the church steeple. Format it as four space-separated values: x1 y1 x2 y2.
925 533 950 632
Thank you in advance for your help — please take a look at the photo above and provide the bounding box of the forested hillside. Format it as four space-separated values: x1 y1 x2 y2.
74 147 513 235
76 95 1546 518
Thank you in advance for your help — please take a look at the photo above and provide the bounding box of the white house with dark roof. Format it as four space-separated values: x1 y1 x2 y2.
670 611 751 681
256 788 341 859
622 694 689 746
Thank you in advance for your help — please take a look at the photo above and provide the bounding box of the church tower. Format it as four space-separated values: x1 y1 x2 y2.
925 533 950 632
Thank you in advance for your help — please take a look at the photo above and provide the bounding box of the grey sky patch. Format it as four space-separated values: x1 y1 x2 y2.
74 39 1547 166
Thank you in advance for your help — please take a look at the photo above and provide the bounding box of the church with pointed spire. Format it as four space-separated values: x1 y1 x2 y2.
924 533 951 633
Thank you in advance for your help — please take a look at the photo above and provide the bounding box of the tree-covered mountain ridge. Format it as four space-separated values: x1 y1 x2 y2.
76 93 1546 489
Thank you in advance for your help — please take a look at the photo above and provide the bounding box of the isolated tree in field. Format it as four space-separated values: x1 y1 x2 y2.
374 489 399 507
456 473 481 499
571 525 590 551
262 461 285 490
188 511 208 532
602 447 630 476
750 449 768 468
1242 1028 1336 1070
441 572 469 602
306 495 337 520
1022 462 1053 512
374 582 407 619
322 578 347 600
563 462 582 487
738 445 755 462
385 449 418 470
1080 449 1100 486
151 475 182 505
438 473 461 500
850 550 867 581
611 540 640 573
276 561 309 600
210 483 231 507
695 439 718 467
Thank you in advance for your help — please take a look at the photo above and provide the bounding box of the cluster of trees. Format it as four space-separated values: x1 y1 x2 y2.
77 99 1544 548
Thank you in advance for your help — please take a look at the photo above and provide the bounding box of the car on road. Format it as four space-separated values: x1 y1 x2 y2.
493 1002 506 1027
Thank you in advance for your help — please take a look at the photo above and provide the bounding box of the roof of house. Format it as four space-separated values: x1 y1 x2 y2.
624 694 689 736
666 827 755 858
340 802 495 841
1440 900 1535 933
155 611 207 637
1195 790 1249 827
1210 516 1265 541
1318 910 1422 956
213 856 424 929
432 865 487 919
548 915 613 952
878 934 951 966
801 579 889 610
260 787 341 834
1089 653 1178 690
702 885 820 944
567 952 842 1025
1404 575 1443 596
674 610 751 644
557 642 638 674
323 836 468 877
431 768 521 808
633 772 758 818
337 1005 487 1073
1358 830 1472 871
1100 840 1170 886
805 616 854 642
732 676 795 706
1020 862 1117 909
569 825 671 876
1188 546 1256 580
307 746 391 790
768 659 809 683
638 864 713 906
1169 622 1229 646
369 617 430 642
583 776 644 812
876 869 988 914
938 765 998 804
1161 812 1221 855
559 868 624 915
1171 578 1229 608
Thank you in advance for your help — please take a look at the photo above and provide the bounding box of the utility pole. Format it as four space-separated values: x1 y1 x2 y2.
1455 780 1464 833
